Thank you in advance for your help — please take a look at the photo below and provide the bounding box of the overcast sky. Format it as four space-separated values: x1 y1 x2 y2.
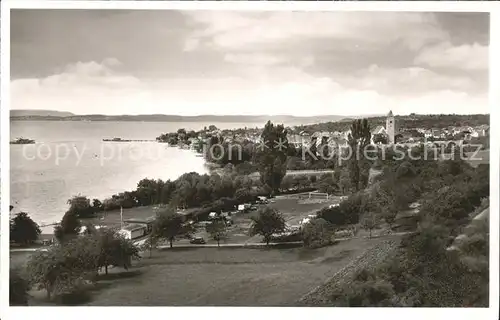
10 10 489 116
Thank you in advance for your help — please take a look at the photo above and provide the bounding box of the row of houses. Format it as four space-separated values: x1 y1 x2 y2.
192 121 488 151
417 125 489 140
289 123 489 148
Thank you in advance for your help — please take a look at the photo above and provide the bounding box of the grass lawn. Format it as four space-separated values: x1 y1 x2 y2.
23 237 391 306
226 197 335 244
88 205 158 228
10 250 33 269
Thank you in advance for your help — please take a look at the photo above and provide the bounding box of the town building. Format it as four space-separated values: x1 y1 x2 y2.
386 110 397 144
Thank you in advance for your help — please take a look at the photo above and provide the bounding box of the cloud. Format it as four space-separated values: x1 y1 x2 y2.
224 53 287 66
11 59 487 117
183 38 200 52
35 59 140 89
9 12 488 117
184 11 449 51
414 42 488 71
341 65 479 96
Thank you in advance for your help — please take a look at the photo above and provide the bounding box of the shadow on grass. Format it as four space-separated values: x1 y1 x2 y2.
48 271 143 306
53 282 113 306
320 249 353 264
160 247 204 252
96 270 142 281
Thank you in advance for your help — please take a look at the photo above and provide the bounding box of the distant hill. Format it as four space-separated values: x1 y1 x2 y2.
9 112 379 124
294 113 490 134
11 109 75 117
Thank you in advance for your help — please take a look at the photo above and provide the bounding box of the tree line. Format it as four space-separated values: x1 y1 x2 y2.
293 113 489 136
10 117 489 306
11 227 140 305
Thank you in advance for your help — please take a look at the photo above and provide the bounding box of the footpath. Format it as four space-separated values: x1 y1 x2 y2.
10 232 410 253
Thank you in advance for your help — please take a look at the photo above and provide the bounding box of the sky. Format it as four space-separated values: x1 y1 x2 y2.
10 10 489 116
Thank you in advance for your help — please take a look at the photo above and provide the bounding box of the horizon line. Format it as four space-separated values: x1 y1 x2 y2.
9 110 490 118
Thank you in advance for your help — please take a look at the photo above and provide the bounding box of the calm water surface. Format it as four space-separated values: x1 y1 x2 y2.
10 121 260 228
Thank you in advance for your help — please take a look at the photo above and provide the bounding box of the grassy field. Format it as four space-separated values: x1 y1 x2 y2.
21 236 389 306
11 251 33 269
222 197 335 244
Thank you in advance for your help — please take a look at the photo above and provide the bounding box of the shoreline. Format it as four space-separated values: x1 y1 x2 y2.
12 139 489 235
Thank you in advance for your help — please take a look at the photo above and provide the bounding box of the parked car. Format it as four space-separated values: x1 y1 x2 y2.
190 237 206 244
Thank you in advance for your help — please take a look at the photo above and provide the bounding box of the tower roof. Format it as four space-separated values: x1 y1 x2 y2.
387 110 393 117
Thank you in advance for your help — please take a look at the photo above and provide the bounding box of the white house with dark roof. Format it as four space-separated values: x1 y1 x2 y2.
371 125 387 135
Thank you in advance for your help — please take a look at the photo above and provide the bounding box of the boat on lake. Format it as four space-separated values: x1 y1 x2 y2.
10 137 35 145
103 137 132 142
102 137 156 142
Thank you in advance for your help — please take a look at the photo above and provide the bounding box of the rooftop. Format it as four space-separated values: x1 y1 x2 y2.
123 216 156 224
121 224 147 231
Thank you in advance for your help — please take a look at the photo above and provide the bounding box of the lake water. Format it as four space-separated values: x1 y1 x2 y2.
10 121 260 229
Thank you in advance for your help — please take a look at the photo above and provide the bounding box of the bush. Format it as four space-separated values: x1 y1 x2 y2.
317 193 363 226
55 289 92 305
302 218 334 248
331 270 395 307
421 185 475 224
10 269 30 306
249 207 286 245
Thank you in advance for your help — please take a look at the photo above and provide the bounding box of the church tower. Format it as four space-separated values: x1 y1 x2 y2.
386 110 396 144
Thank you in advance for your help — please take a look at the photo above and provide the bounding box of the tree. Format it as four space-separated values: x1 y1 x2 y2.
389 222 488 307
348 119 371 191
104 232 140 272
81 222 98 235
136 178 159 206
151 210 184 248
338 167 352 194
141 234 159 258
66 195 96 218
361 213 379 238
302 218 333 249
382 211 397 232
421 186 474 225
373 133 388 145
206 219 228 247
249 207 286 246
10 212 41 245
92 199 103 212
26 235 101 300
316 173 338 194
93 229 140 274
61 234 101 280
317 193 362 226
74 230 139 276
257 121 289 195
54 211 81 243
394 133 403 143
10 268 30 306
318 136 331 159
26 248 76 300
333 274 395 307
280 175 295 191
235 188 253 203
